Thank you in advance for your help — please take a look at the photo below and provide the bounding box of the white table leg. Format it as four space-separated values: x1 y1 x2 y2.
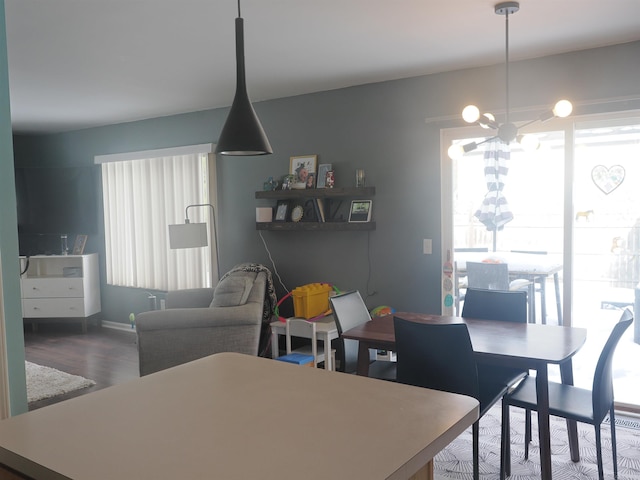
322 332 332 371
271 329 279 359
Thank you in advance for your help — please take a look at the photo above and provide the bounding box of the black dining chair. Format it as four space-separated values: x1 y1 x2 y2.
329 290 396 380
501 308 634 480
462 288 529 389
394 316 509 480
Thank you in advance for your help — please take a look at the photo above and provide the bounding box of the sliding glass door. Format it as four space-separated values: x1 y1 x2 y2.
442 112 640 410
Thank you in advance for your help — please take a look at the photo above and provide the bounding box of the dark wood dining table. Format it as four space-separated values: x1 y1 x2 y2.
342 313 588 480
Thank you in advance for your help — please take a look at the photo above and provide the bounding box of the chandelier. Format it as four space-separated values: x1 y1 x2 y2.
448 2 572 159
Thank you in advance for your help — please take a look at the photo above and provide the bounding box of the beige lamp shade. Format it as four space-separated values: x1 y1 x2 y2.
169 222 208 249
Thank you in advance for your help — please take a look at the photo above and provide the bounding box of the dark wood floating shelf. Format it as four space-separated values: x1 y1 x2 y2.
255 186 375 200
256 221 376 231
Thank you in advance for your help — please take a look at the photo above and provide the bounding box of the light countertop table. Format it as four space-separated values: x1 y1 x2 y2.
0 352 478 480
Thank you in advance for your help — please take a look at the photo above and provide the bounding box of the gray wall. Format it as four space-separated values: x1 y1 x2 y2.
12 41 640 326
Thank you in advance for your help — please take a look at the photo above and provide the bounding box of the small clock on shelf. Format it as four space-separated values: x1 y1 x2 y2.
291 204 304 222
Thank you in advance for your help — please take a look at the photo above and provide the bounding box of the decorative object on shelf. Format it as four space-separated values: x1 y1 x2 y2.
274 200 290 222
290 155 318 189
355 168 366 188
325 170 335 188
348 200 373 223
281 174 295 190
447 2 572 160
72 234 88 255
263 176 278 191
214 0 272 156
168 203 219 286
60 234 69 255
256 207 273 223
291 204 304 223
317 163 332 188
591 164 625 195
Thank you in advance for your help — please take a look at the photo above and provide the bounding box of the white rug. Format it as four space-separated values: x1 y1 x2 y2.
26 361 96 403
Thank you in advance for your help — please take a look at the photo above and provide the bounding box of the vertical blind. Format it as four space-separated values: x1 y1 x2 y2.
98 146 215 291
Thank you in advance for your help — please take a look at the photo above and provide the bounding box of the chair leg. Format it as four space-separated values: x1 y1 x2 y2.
501 400 511 480
524 408 531 460
473 421 479 480
595 424 604 480
610 406 619 480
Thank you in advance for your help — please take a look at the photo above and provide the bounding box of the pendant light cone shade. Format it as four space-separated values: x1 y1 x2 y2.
215 16 273 156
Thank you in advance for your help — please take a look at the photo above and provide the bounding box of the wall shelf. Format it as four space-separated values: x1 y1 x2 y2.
255 187 376 231
255 186 375 200
256 221 376 231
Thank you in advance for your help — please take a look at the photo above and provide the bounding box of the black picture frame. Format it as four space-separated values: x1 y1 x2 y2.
348 200 373 223
274 200 290 222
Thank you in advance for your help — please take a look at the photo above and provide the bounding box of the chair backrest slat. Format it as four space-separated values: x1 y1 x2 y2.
394 317 479 400
330 291 373 373
461 288 527 323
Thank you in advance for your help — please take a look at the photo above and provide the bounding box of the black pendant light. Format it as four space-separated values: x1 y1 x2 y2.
215 0 272 156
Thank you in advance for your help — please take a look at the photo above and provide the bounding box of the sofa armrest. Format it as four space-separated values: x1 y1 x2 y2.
136 302 262 331
165 288 214 309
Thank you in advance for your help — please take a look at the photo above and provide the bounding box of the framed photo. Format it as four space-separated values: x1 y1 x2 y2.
290 155 318 188
348 200 373 223
73 234 88 255
316 163 332 188
274 200 290 222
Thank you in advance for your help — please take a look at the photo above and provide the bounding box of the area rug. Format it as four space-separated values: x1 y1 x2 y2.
434 405 640 479
26 362 96 403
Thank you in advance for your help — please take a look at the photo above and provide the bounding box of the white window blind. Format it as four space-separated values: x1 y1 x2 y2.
97 146 216 291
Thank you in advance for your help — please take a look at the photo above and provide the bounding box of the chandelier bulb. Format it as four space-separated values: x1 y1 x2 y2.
479 113 496 129
553 99 573 118
462 105 480 124
447 144 465 161
518 134 540 151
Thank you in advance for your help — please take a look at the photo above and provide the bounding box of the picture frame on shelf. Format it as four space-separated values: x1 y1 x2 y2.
274 200 290 222
73 234 88 255
290 155 317 189
348 200 373 223
316 163 332 188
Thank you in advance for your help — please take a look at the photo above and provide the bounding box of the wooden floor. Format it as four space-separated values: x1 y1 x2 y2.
24 323 139 410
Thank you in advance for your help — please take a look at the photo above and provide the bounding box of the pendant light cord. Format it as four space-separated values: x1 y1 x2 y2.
505 9 510 126
237 0 241 18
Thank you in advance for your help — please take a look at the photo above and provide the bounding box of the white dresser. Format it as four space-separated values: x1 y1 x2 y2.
20 253 101 333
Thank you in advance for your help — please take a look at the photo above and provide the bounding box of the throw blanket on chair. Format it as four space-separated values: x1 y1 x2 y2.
220 263 277 357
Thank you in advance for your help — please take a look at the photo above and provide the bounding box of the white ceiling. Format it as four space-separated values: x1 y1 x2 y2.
5 0 640 134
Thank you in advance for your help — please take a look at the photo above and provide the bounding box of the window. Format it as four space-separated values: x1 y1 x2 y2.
96 145 217 291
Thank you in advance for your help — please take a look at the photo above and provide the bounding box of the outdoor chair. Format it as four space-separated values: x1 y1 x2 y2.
465 261 534 321
500 308 634 480
329 290 396 381
394 317 509 480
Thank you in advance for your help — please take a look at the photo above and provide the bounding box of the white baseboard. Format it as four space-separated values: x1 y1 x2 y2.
101 320 136 333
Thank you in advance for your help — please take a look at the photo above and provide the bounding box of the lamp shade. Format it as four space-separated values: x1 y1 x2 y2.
215 17 272 156
169 223 208 249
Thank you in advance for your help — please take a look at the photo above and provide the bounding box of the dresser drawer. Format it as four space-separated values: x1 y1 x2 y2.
22 298 86 318
22 278 84 299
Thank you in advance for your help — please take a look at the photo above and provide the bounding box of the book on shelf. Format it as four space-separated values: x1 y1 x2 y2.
315 199 326 222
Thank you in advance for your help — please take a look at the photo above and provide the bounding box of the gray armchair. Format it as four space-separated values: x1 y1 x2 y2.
136 266 269 376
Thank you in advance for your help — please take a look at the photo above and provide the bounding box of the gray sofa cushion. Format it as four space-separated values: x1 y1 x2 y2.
211 274 254 307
